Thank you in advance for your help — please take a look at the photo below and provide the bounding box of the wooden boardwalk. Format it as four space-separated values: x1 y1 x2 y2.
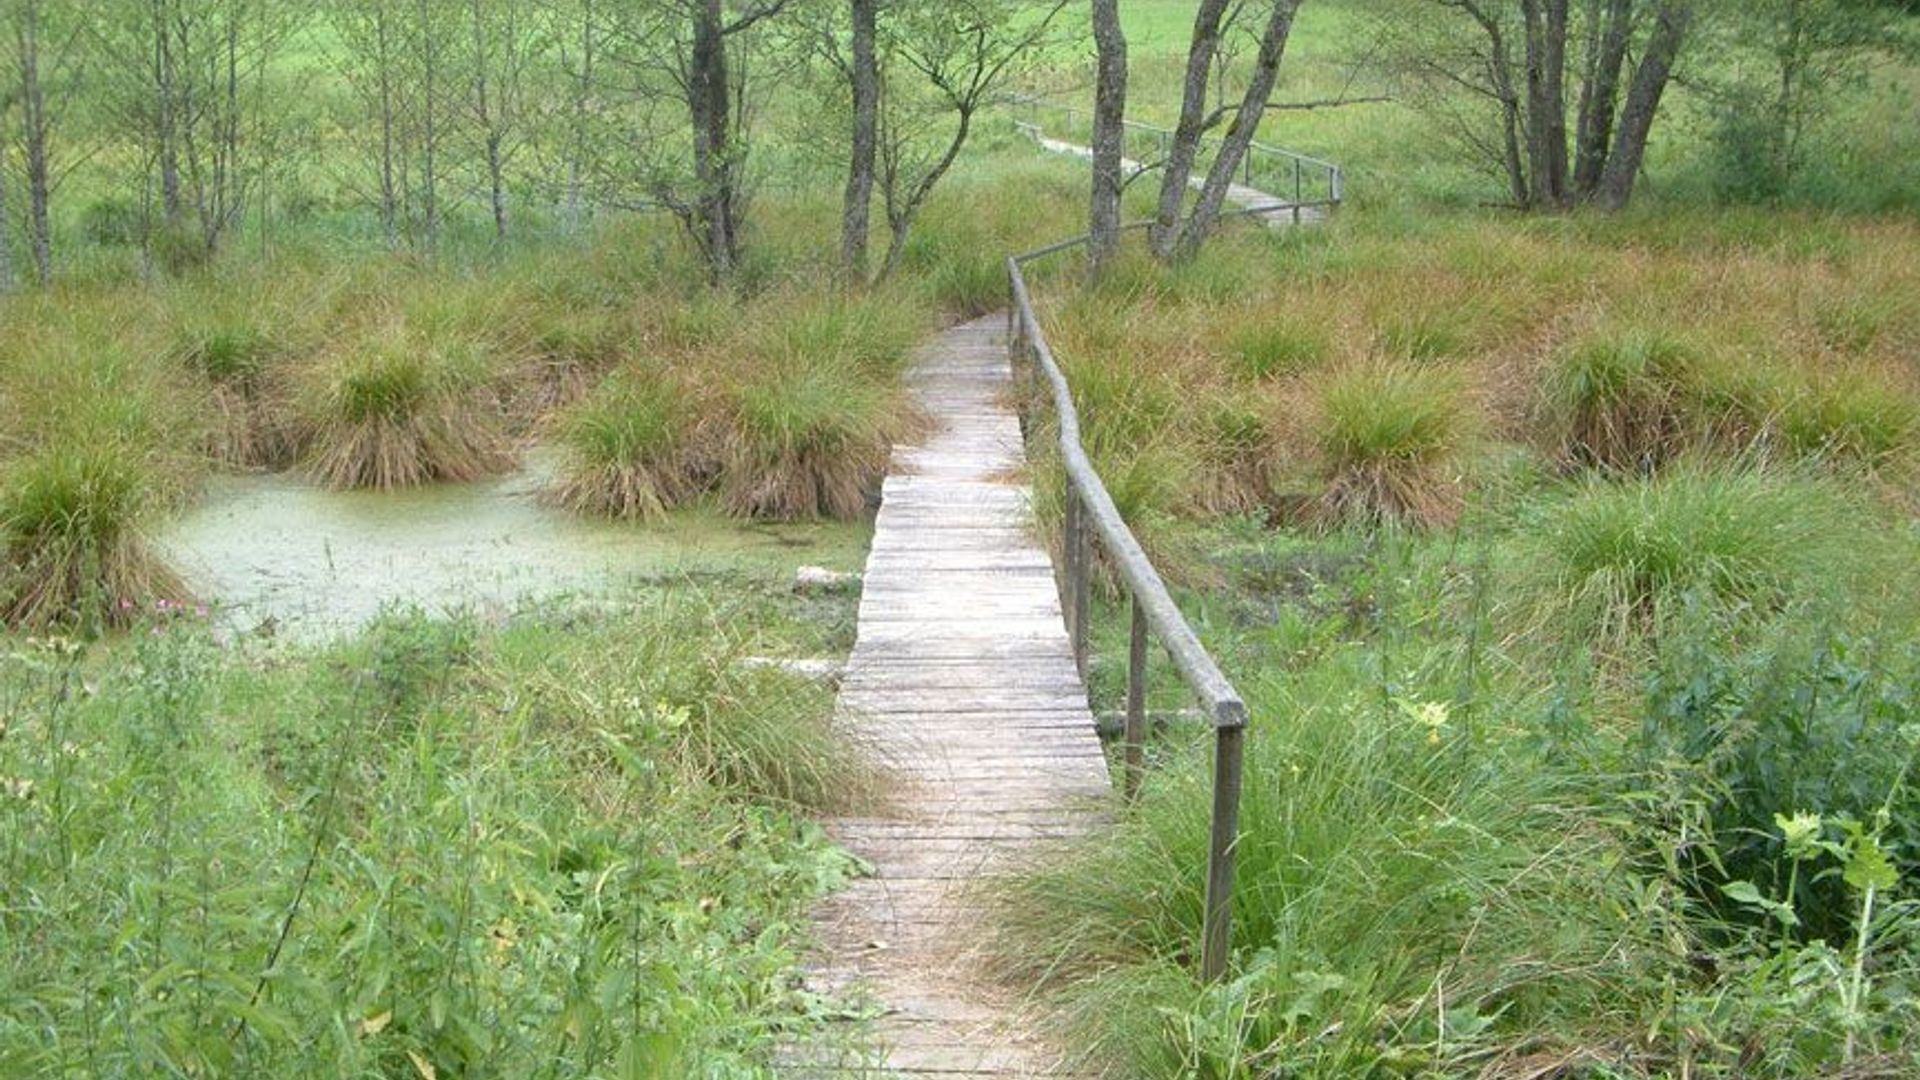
797 315 1109 1077
1026 129 1327 226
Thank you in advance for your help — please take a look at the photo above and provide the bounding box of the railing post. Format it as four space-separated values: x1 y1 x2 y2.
1332 166 1343 206
1200 719 1246 983
1123 595 1148 804
1293 158 1302 206
1065 489 1091 679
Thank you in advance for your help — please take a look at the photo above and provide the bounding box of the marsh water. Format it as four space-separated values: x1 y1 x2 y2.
160 465 868 639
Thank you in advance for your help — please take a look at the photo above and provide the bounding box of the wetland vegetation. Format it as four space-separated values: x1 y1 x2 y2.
3 0 1918 1076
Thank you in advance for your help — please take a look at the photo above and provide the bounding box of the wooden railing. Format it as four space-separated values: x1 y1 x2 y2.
1012 95 1345 216
1004 227 1261 982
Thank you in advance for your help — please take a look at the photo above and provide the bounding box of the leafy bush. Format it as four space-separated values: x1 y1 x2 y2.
0 595 864 1076
1639 622 1920 945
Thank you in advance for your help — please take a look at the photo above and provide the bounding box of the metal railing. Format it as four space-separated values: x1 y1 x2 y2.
1012 95 1344 214
1005 227 1261 983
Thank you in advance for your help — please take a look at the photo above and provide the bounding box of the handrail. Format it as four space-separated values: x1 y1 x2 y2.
1001 91 1342 983
1004 227 1261 984
1011 93 1344 209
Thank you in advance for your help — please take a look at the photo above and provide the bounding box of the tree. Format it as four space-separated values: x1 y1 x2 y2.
1706 0 1907 200
839 0 878 276
1176 0 1301 257
1369 0 1694 210
462 0 544 242
1148 0 1230 259
1087 0 1126 277
0 103 12 291
8 0 77 282
555 0 600 233
329 0 408 249
871 0 1065 279
1149 0 1304 261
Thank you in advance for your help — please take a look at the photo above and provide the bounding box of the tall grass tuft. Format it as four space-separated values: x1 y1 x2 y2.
1528 465 1859 644
1311 359 1471 528
720 361 896 521
991 646 1658 1077
0 440 188 629
545 369 699 520
300 324 511 490
1226 313 1331 381
1775 370 1917 469
1540 328 1703 471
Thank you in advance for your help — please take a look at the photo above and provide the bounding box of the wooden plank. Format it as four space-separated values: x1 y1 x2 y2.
802 314 1104 1077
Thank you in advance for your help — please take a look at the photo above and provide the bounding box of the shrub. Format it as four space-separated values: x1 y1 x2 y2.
1639 622 1920 946
719 361 895 521
0 441 189 630
1531 467 1856 644
1311 360 1470 528
1541 328 1704 471
300 328 511 490
545 369 698 520
78 197 146 247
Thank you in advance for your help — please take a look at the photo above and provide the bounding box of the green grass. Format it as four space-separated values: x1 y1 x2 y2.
1226 313 1331 381
1312 360 1471 528
1526 465 1863 646
721 360 899 521
546 368 699 520
993 636 1661 1078
0 586 868 1076
0 440 189 630
1541 327 1705 471
300 322 512 490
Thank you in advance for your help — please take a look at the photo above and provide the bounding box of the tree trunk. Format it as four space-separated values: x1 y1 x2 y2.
152 0 183 222
840 0 878 278
471 0 507 242
1087 0 1127 279
0 135 14 292
1572 0 1632 197
417 0 441 252
565 0 595 234
689 0 737 283
377 8 399 249
1596 1 1690 210
878 107 975 283
19 0 53 283
1520 0 1570 208
1148 0 1230 260
1178 0 1299 259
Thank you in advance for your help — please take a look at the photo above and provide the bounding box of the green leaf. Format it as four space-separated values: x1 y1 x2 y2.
1843 829 1898 894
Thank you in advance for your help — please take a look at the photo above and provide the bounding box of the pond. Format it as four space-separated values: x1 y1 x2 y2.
159 467 870 639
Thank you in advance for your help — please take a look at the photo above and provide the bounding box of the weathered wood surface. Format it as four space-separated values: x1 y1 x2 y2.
1026 129 1327 227
796 316 1107 1078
